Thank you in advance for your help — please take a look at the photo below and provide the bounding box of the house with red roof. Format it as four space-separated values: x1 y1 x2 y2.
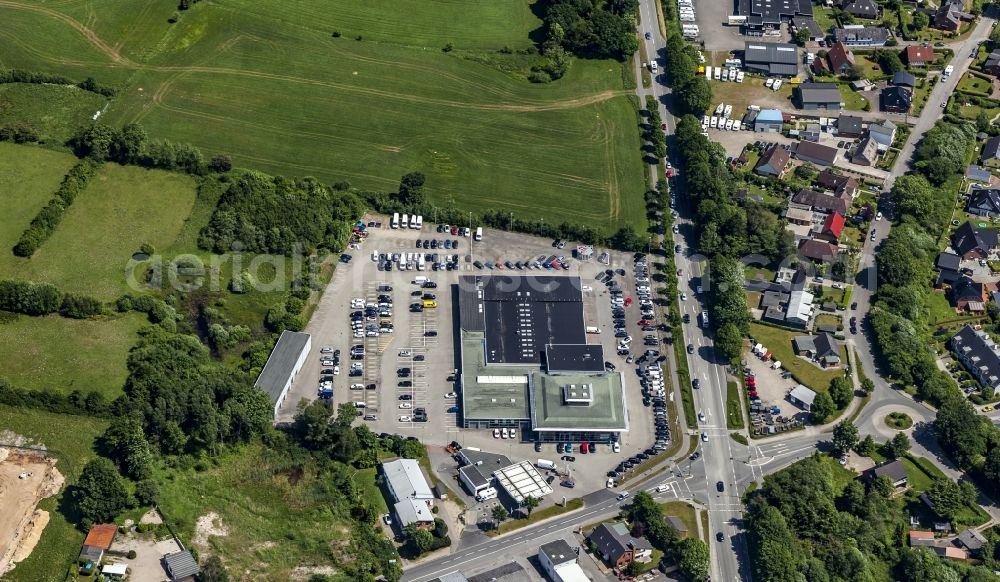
816 212 845 243
904 46 935 67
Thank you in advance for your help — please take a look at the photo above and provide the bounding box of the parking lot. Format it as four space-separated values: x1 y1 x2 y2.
279 220 668 492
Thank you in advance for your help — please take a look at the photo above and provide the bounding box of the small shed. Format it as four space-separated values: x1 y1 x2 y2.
788 385 817 411
164 550 201 581
102 563 128 578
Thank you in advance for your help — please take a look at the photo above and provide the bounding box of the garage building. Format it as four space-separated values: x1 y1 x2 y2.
254 330 311 418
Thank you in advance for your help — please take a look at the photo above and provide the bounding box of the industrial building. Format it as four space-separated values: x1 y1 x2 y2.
457 275 628 443
736 0 812 34
381 458 435 528
743 41 799 76
254 330 311 418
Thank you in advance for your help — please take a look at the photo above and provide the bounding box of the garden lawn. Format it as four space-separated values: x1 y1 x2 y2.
749 322 845 392
0 143 79 252
957 72 993 95
0 405 109 582
353 467 389 515
0 84 107 144
926 290 978 326
0 312 146 397
658 501 699 539
0 162 197 299
0 0 646 234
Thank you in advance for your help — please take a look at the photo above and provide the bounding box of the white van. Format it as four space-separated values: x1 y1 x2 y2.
391 212 400 229
354 402 366 408
401 213 409 229
474 226 483 241
650 61 658 73
537 459 556 470
414 276 428 285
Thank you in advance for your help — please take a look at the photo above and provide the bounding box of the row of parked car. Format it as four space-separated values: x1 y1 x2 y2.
472 254 571 271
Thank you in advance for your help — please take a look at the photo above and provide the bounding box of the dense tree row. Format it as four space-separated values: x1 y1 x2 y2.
623 491 709 581
661 34 711 116
68 123 230 175
542 0 639 62
198 170 365 256
0 379 108 418
708 255 750 361
0 122 39 144
745 454 996 582
13 159 100 257
0 68 117 97
643 95 667 161
0 279 104 319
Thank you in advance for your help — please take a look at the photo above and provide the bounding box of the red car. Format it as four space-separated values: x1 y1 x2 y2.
746 376 756 387
450 225 459 235
748 390 758 397
624 297 633 307
639 319 652 326
580 442 589 454
551 262 562 270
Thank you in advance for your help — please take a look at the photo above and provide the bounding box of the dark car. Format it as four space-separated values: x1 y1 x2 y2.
692 379 700 389
340 254 352 263
399 394 412 401
414 355 425 361
687 344 694 354
644 31 652 40
562 455 576 462
398 380 412 387
546 475 556 484
534 442 542 452
425 330 438 337
717 481 725 492
717 532 725 542
397 368 411 377
561 480 576 488
423 281 438 289
557 443 565 453
422 240 430 249
415 240 422 248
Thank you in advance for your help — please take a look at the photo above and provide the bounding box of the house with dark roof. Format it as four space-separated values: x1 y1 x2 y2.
817 212 845 243
792 188 849 215
589 523 653 567
840 0 878 19
826 42 855 74
985 50 1000 76
791 141 840 166
956 528 987 554
867 459 908 488
792 333 840 365
952 325 1000 390
796 82 843 109
934 0 973 31
852 136 879 166
837 115 863 138
164 550 201 581
968 188 1000 217
744 41 800 77
880 85 912 113
891 71 916 88
798 239 839 262
966 165 993 184
981 135 1000 168
952 221 998 259
755 144 791 177
950 276 986 312
833 26 889 47
904 46 936 66
793 17 825 40
936 249 961 287
666 516 689 538
816 169 859 199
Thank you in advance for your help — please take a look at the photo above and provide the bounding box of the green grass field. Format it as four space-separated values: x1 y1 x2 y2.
0 405 109 582
0 83 106 144
0 313 146 396
726 381 744 430
0 0 646 233
0 143 79 251
1 160 197 299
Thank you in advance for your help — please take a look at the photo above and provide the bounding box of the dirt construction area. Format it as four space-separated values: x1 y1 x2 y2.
0 445 64 576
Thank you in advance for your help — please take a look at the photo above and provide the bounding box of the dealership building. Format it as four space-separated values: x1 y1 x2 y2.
456 275 628 443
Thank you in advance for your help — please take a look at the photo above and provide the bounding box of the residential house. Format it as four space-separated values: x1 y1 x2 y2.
394 498 434 529
79 523 117 565
817 212 845 243
826 42 856 75
786 289 815 327
744 41 800 77
793 16 826 41
667 516 689 538
880 85 913 113
833 26 890 47
163 550 200 581
802 123 822 142
952 221 998 259
934 546 971 561
868 459 908 488
792 333 841 366
788 384 817 410
852 136 879 166
904 46 936 67
836 114 863 138
966 164 993 185
839 0 879 19
981 135 1000 168
956 528 987 555
755 109 785 132
792 188 850 215
755 144 791 177
909 531 936 547
867 120 897 150
589 523 654 567
791 140 840 166
967 188 1000 217
798 239 839 262
935 251 961 287
796 82 843 109
892 70 916 89
949 276 986 312
538 540 588 582
951 325 1000 391
934 0 973 31
816 169 859 199
985 50 1000 76
785 206 815 226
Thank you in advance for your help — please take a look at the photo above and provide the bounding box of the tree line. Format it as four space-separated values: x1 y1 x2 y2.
622 491 709 581
68 123 232 175
542 0 639 62
13 159 100 257
0 68 118 97
661 34 711 117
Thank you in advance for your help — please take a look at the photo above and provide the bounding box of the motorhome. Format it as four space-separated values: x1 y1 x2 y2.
391 212 400 229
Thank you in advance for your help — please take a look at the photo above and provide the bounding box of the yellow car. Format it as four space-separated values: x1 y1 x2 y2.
983 405 994 412
422 299 438 308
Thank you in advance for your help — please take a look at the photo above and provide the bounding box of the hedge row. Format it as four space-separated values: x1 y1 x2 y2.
0 378 112 418
13 159 100 257
0 279 105 319
0 68 118 97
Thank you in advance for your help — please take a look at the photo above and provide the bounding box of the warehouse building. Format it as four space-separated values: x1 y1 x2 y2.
737 0 813 34
457 275 628 443
743 42 799 76
254 330 311 418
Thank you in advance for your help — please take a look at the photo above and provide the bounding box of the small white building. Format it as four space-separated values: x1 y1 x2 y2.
254 330 311 418
394 498 434 529
539 539 589 582
101 563 128 578
789 384 817 411
382 458 434 502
